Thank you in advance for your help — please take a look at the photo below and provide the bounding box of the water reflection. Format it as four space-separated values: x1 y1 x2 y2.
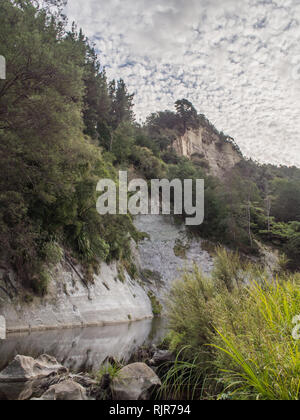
0 318 167 373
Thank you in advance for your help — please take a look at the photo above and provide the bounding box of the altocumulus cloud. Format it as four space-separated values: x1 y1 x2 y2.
64 0 300 167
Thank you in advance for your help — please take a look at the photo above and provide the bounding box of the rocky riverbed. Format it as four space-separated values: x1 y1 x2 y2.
0 345 174 400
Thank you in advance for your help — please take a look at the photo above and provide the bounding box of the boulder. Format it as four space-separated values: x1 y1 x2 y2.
69 373 97 389
0 354 67 383
111 362 161 400
35 380 87 400
0 316 5 340
0 354 67 400
22 373 96 401
149 350 174 366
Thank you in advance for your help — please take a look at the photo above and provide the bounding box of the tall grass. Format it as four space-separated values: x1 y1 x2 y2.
213 277 300 400
165 248 300 400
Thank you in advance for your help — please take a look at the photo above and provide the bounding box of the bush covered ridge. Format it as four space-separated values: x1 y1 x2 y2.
0 0 142 293
1 0 300 297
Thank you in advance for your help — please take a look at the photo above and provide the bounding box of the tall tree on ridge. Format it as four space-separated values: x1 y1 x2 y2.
175 99 199 134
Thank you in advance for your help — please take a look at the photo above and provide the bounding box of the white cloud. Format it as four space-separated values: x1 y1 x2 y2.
65 0 300 167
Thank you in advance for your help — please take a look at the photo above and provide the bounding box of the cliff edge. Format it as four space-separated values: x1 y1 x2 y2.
173 127 242 178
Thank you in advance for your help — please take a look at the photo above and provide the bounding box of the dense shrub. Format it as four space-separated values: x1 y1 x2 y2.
164 248 300 400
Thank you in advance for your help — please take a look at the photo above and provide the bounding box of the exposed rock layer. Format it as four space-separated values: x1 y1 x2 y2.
173 128 242 177
0 260 152 333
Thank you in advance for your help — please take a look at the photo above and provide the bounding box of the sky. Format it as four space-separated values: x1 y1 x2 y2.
64 0 300 167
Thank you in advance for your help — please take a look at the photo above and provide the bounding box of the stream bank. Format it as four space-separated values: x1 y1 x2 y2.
0 214 215 333
0 317 167 373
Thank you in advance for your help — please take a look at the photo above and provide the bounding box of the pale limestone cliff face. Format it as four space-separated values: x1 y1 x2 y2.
0 260 153 333
173 127 242 178
0 214 215 332
134 214 214 304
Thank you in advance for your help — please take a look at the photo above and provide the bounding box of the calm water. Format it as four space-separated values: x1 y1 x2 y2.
0 317 167 373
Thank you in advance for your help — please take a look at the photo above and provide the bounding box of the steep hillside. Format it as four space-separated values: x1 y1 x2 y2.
173 128 242 178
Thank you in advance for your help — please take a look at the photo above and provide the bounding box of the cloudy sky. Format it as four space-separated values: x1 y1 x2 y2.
64 0 300 167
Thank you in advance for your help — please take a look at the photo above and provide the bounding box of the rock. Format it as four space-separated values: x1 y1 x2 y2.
35 380 87 400
0 354 67 400
69 373 97 389
173 128 242 178
0 354 67 383
23 373 96 401
19 372 68 400
0 260 153 333
128 346 155 364
0 316 5 340
150 350 174 367
111 362 161 400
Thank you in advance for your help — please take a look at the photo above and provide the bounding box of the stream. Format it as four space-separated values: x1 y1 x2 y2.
0 317 167 373
0 215 214 376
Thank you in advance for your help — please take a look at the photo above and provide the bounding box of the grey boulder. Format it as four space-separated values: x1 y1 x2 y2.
34 380 88 401
0 354 67 400
111 362 161 400
0 354 67 383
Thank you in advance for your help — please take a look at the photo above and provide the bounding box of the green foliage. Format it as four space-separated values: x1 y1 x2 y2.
230 160 300 264
117 264 126 283
97 362 121 383
166 158 228 241
130 146 166 179
173 239 189 258
146 110 179 151
175 99 199 134
0 0 137 292
31 269 51 297
212 277 300 400
1 0 300 298
148 291 163 316
158 348 207 400
42 241 63 266
111 122 135 163
109 79 135 129
165 249 300 400
271 178 300 222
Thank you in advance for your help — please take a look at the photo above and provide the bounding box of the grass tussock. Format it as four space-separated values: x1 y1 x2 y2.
164 247 300 400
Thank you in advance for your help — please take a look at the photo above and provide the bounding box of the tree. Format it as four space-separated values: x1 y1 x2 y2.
0 0 137 292
271 178 300 222
175 99 199 134
109 79 134 129
145 110 179 151
111 122 135 163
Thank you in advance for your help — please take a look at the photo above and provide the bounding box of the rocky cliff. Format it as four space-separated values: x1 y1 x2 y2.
173 127 242 178
134 215 214 303
0 214 215 333
0 259 152 333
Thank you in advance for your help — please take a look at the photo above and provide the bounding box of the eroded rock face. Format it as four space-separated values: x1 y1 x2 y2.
134 214 214 304
173 128 242 178
0 354 67 400
111 362 161 400
0 260 153 333
35 380 88 401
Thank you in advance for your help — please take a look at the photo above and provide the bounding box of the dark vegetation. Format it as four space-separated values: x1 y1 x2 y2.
0 0 299 297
